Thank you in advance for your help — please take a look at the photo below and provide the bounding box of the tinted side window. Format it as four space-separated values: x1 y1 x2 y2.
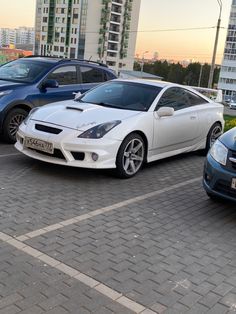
157 87 190 111
47 66 77 85
80 66 104 83
185 90 208 105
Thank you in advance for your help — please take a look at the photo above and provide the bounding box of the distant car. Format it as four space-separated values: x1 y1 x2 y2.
0 56 116 143
229 101 236 110
15 80 224 178
203 127 236 202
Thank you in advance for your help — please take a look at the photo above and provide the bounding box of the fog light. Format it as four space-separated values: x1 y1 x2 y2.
91 153 98 161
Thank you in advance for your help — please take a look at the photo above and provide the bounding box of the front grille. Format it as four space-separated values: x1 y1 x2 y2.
214 179 236 198
71 152 85 161
27 147 65 160
35 124 62 135
223 149 236 172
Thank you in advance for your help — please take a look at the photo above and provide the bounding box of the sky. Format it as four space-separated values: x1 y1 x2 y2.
0 0 232 64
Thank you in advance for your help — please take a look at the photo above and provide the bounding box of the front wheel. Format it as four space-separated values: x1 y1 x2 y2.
116 133 145 178
2 108 28 143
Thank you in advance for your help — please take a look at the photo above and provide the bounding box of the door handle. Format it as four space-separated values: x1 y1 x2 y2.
190 116 197 120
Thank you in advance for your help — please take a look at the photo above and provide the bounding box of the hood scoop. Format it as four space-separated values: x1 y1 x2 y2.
66 106 83 112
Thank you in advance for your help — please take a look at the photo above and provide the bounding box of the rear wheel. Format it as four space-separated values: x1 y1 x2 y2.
116 133 145 178
2 108 28 143
204 122 222 154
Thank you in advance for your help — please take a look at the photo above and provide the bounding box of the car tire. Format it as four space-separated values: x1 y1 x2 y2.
206 191 220 201
2 108 28 143
115 133 145 179
204 122 222 154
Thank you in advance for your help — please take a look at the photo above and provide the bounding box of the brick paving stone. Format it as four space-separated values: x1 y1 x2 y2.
2 144 236 313
0 243 136 313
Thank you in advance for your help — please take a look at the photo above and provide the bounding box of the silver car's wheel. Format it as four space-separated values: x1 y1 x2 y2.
116 133 145 178
205 123 222 153
209 124 222 148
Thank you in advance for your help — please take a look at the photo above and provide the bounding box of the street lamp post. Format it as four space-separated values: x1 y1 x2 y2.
208 0 222 88
141 51 149 78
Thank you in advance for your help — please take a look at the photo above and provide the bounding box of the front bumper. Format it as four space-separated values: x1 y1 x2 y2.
203 154 236 202
15 122 122 169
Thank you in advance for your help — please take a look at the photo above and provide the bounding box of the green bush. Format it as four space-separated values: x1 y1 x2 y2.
224 115 236 132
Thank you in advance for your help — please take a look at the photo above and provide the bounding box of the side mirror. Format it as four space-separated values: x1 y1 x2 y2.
157 107 174 117
41 79 59 89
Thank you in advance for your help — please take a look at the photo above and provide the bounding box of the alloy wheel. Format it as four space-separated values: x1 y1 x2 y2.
9 113 25 137
210 125 222 147
122 138 144 176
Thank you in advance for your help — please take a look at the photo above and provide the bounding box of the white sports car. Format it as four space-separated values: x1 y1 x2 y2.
15 80 224 178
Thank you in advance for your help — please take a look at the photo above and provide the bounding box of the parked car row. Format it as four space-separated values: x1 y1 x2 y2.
1 56 235 202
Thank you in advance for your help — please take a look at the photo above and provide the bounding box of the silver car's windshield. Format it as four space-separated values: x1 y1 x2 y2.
78 81 162 111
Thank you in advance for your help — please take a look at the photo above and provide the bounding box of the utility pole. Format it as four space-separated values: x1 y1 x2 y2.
198 64 204 87
208 0 222 88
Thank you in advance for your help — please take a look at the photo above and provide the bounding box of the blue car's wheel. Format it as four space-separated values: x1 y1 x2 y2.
3 108 28 143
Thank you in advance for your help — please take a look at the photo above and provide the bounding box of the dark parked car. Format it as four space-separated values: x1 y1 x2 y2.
0 56 116 142
203 127 236 202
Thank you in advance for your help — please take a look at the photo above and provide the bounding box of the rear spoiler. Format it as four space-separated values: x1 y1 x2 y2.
191 86 223 103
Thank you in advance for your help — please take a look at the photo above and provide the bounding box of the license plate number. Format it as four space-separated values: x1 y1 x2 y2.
24 137 54 154
231 178 236 190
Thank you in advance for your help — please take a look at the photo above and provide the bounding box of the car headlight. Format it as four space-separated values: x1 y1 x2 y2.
78 120 121 139
23 107 40 125
0 90 13 98
210 139 228 166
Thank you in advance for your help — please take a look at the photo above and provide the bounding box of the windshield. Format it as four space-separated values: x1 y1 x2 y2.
79 81 162 111
0 60 52 83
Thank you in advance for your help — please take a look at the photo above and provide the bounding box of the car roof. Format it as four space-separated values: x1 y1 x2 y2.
21 56 110 69
114 78 184 88
112 79 214 102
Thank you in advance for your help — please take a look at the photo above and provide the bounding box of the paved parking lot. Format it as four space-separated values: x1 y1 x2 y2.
0 142 236 313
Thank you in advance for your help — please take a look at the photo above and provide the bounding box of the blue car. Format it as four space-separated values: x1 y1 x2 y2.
0 57 116 143
203 127 236 202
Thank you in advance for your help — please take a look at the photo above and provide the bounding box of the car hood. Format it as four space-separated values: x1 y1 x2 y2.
219 127 236 150
31 100 142 131
0 79 24 90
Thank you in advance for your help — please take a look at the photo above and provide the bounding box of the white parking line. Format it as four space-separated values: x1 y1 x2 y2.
0 232 157 314
16 176 202 241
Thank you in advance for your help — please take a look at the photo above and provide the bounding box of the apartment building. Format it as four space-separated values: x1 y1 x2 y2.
0 28 16 47
0 27 34 48
218 0 236 101
34 0 141 71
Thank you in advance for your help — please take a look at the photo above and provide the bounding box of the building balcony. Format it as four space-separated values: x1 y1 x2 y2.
112 0 123 6
111 5 122 14
107 48 118 53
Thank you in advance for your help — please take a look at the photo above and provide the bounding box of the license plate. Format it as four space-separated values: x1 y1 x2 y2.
231 178 236 190
24 137 54 154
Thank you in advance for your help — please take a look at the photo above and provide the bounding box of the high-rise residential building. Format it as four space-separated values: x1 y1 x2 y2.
34 0 141 72
0 28 16 47
16 27 35 45
218 0 236 101
0 27 35 48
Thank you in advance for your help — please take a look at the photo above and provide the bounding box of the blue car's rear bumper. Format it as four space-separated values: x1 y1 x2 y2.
203 154 236 202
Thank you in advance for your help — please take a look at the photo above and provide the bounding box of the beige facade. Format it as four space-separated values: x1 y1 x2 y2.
35 0 141 72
